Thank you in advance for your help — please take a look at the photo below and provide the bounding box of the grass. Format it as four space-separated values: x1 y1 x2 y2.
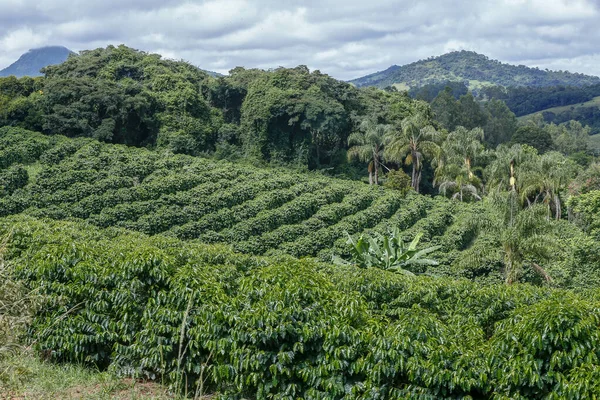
0 352 181 400
519 96 600 120
391 82 410 91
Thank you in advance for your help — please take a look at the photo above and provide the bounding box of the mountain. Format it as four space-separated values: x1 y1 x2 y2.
0 46 74 78
350 50 600 90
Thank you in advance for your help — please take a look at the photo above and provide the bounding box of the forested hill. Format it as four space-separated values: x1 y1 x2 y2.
350 50 600 89
0 46 73 78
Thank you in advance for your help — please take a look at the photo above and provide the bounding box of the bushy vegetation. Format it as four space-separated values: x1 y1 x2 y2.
0 215 599 398
1 127 595 287
1 44 600 398
0 45 428 173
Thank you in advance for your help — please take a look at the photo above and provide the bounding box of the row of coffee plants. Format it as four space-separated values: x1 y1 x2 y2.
0 128 414 257
3 215 600 399
0 127 594 283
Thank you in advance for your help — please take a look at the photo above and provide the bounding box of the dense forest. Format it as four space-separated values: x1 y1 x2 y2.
2 45 600 398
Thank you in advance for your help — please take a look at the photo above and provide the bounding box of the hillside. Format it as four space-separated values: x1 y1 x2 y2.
2 44 600 399
350 50 600 89
0 46 73 77
518 96 600 134
1 126 599 397
0 126 594 285
0 127 467 269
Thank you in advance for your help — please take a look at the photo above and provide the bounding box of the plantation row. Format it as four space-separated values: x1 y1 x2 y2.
0 128 464 261
1 127 595 286
3 215 600 399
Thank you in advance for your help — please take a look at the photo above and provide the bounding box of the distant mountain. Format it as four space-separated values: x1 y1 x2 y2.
349 51 600 90
0 46 74 78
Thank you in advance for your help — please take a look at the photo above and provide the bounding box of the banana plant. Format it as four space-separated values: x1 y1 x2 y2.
333 229 440 275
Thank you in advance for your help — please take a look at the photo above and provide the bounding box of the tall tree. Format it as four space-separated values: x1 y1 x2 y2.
386 113 441 193
434 126 486 201
483 99 517 147
468 192 557 284
430 86 460 130
519 151 579 219
347 120 391 185
457 93 487 129
444 126 485 179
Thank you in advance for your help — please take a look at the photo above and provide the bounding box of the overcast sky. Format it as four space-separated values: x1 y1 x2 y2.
1 0 599 80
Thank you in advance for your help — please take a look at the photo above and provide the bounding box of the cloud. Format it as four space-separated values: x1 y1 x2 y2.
0 0 599 80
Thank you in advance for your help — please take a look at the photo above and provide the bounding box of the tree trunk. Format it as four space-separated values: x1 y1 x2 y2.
374 152 379 185
505 258 514 285
369 171 373 185
411 151 419 193
554 194 561 220
532 263 553 283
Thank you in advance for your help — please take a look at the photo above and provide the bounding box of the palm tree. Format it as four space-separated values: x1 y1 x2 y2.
435 126 485 201
484 144 538 193
519 152 578 220
467 191 556 284
385 113 440 193
347 120 391 185
443 126 485 180
438 164 482 202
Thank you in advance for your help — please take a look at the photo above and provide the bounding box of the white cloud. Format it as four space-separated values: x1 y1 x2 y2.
0 0 599 79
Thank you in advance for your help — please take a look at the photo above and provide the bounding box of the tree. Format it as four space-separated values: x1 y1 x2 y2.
511 125 553 153
433 127 486 202
519 151 578 219
470 192 557 284
431 86 461 130
444 126 485 179
438 165 482 202
457 93 487 129
546 120 589 156
347 120 391 185
483 99 517 147
386 113 440 193
485 144 538 193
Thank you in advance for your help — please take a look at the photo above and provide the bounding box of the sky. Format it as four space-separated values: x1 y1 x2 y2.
1 0 600 80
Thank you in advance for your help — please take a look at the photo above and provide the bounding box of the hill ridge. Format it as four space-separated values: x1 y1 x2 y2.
0 46 74 78
350 50 600 89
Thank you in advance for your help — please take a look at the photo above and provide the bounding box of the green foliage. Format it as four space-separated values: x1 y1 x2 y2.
0 128 594 288
335 230 439 275
2 216 600 398
350 50 600 89
0 165 28 196
385 113 441 193
511 125 554 153
383 169 412 194
1 46 430 172
568 190 600 238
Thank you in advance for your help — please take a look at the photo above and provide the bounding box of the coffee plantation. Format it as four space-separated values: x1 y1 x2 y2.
1 127 594 288
1 215 600 399
1 45 600 398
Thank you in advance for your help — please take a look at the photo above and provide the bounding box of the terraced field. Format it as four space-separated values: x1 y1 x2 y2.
1 127 482 268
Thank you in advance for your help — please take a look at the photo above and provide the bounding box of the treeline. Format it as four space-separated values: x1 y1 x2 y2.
479 83 600 116
0 45 427 172
411 80 600 133
351 50 600 89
